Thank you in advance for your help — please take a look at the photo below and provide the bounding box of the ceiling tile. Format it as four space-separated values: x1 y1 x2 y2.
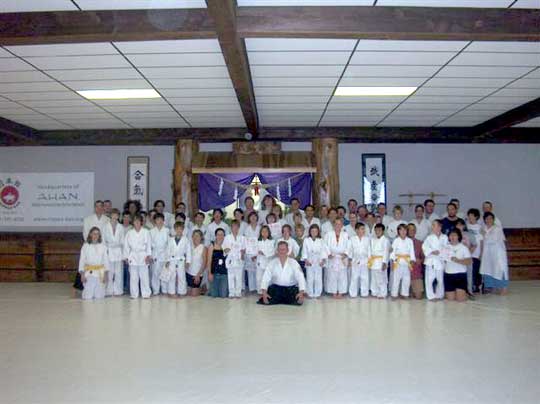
139 66 230 78
339 77 426 87
246 38 357 51
159 88 237 97
406 95 481 103
0 71 53 83
255 87 333 96
514 117 540 127
249 51 351 65
20 99 97 108
413 87 497 96
0 58 34 72
355 40 468 52
436 66 533 78
0 0 77 12
46 68 143 81
449 52 540 67
25 55 131 70
251 65 344 77
259 104 326 111
76 0 207 10
0 82 68 93
466 41 540 53
343 65 439 77
511 0 540 8
5 92 83 101
7 43 117 57
63 79 152 90
425 77 513 88
331 96 408 103
114 39 221 54
253 77 339 87
491 88 540 97
507 79 540 89
256 95 329 103
176 104 242 112
168 97 239 105
149 78 233 89
350 51 456 65
127 53 225 67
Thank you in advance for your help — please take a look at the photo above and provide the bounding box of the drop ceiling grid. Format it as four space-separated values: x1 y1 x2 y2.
0 39 247 129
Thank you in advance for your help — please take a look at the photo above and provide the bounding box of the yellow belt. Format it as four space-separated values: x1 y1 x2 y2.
84 264 105 282
393 254 412 271
367 255 383 270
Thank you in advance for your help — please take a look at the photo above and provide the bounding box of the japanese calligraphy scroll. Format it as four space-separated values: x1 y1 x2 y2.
127 156 149 210
362 154 386 211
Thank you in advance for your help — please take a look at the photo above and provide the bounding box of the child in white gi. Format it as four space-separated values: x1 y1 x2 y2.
244 212 261 293
386 205 407 241
302 223 327 298
164 222 192 297
324 218 350 298
369 224 390 298
103 209 124 296
277 224 300 258
149 213 170 295
422 219 448 301
256 225 275 293
123 215 152 299
223 220 246 298
79 227 109 300
348 222 371 298
390 223 416 299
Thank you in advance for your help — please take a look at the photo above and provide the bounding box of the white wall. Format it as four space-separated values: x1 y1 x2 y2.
1 143 538 231
339 143 540 228
0 146 174 231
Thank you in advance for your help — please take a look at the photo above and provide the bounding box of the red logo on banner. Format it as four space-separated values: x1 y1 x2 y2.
0 181 21 209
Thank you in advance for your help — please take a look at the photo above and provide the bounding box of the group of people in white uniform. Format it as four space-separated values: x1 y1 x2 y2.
78 195 509 305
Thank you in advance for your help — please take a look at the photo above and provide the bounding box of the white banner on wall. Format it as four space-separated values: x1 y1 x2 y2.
0 172 94 228
127 157 149 211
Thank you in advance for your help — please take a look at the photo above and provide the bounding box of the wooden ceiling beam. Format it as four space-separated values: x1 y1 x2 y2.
0 9 216 45
205 0 259 136
15 126 536 146
472 97 540 138
237 6 540 41
0 117 40 145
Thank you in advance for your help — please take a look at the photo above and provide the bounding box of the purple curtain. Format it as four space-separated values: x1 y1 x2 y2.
198 173 255 211
257 173 313 207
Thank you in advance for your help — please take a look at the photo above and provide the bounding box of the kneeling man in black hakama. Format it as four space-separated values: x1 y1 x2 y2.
258 241 306 306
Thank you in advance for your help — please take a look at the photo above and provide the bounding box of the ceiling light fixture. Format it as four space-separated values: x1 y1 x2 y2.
77 89 161 100
334 87 418 96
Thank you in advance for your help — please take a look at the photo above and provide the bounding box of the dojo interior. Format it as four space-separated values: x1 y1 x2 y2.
1 1 540 403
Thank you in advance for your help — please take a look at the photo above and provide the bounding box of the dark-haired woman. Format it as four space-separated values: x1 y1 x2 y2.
207 228 229 298
444 229 472 302
78 227 109 300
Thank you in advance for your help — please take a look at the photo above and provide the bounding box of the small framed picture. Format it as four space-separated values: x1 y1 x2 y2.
127 156 149 210
362 154 387 211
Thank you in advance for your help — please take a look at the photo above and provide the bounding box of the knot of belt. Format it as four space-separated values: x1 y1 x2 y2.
392 254 412 271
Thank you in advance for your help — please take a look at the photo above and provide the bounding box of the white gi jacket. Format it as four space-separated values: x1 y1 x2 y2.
369 236 390 270
79 243 110 279
301 237 328 268
150 226 170 262
103 222 125 263
348 235 370 267
261 257 306 291
123 228 152 266
422 233 449 271
83 213 110 240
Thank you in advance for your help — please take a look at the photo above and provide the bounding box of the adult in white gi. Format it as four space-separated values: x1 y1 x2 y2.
244 213 261 292
422 219 448 301
78 227 110 300
377 203 393 229
302 205 321 237
83 200 110 240
302 225 327 298
149 213 170 295
223 221 246 298
386 205 407 241
369 224 390 298
344 212 358 239
256 226 275 293
285 197 305 227
324 218 350 297
410 204 431 242
424 199 440 223
103 210 125 296
123 215 152 299
164 222 192 296
390 225 416 298
321 208 338 237
153 200 174 230
206 209 231 246
258 241 306 306
348 223 371 298
480 212 509 294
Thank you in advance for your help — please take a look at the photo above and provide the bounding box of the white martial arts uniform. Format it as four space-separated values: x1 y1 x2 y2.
422 233 449 300
276 237 300 258
410 218 431 242
123 227 152 299
426 212 440 224
386 219 407 241
149 225 170 295
78 243 109 300
369 236 390 298
82 213 110 240
302 217 321 237
324 230 350 295
285 209 305 227
164 235 192 295
243 224 261 292
390 237 416 298
321 220 335 237
223 233 246 297
103 222 125 296
381 215 393 229
256 238 275 293
260 257 306 292
301 237 328 298
163 212 175 230
344 223 357 239
188 243 206 285
348 235 371 298
268 221 284 239
480 225 508 282
205 221 230 246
